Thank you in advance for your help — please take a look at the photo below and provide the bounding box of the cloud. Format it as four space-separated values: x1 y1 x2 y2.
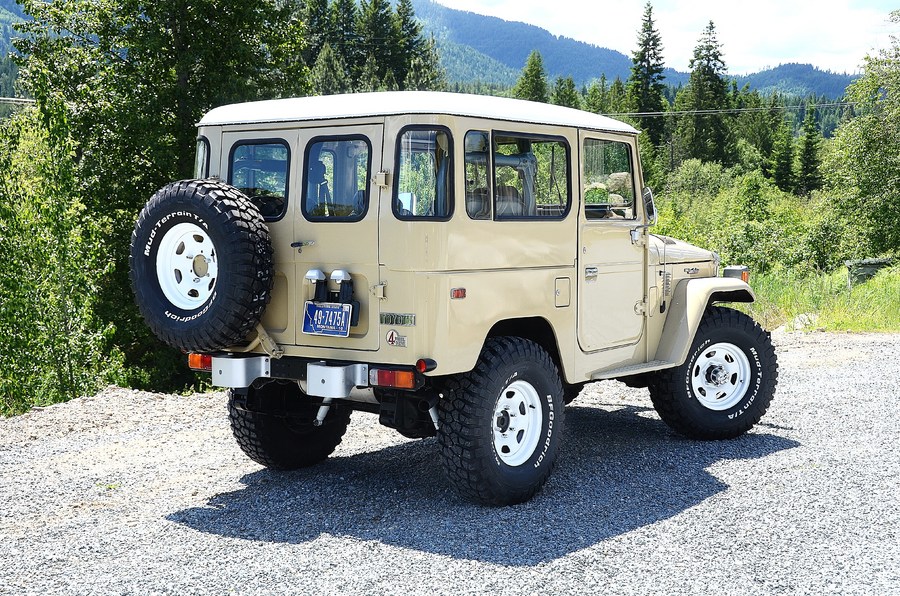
432 0 897 74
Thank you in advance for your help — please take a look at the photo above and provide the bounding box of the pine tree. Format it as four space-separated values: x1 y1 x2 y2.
358 52 381 92
513 50 549 103
608 77 627 113
392 0 422 89
301 0 331 67
626 2 667 145
550 76 581 109
674 21 735 165
771 120 795 193
355 0 394 85
797 107 823 196
329 0 359 72
404 36 447 91
584 79 606 114
311 42 351 95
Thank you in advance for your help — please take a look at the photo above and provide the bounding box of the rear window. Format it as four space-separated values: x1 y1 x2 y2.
303 136 371 222
228 140 289 220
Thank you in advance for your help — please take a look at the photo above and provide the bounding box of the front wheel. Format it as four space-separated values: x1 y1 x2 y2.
437 337 564 505
649 306 778 439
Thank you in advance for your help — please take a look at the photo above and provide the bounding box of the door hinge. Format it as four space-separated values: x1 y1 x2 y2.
374 171 391 188
634 299 647 316
371 282 387 300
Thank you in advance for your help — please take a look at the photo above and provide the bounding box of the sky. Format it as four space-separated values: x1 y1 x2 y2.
432 0 898 75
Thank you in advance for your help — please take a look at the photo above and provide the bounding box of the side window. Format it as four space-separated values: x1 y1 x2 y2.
194 137 209 179
465 131 491 220
303 137 370 222
583 139 636 220
229 140 289 220
493 133 569 219
395 128 453 219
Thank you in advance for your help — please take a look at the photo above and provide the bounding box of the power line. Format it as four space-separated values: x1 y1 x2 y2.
605 101 858 118
0 97 35 105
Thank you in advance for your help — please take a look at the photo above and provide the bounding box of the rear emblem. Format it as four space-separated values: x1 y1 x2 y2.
386 330 407 348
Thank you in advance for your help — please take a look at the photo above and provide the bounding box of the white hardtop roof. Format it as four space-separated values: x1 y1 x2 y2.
199 91 637 135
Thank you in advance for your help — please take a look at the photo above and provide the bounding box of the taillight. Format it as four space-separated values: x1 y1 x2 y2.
369 368 416 389
188 353 212 372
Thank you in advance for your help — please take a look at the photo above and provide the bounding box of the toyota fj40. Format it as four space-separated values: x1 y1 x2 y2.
130 91 777 505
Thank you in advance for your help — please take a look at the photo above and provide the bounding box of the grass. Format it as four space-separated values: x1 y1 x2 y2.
742 265 900 332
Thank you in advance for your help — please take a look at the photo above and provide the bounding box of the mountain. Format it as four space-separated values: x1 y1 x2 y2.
412 0 633 85
412 0 855 98
735 63 857 98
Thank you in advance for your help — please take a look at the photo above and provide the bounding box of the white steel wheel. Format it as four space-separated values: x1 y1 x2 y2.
690 342 752 411
155 222 219 311
492 379 543 466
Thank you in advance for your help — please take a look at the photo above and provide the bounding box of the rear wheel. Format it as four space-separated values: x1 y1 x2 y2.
438 337 564 505
649 307 778 439
228 381 351 470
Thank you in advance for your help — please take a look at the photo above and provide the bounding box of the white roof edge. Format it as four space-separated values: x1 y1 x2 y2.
198 91 638 135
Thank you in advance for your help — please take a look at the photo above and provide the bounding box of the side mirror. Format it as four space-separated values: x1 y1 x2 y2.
642 187 658 226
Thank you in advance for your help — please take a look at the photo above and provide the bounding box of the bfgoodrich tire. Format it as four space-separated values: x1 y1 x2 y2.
649 306 778 440
228 381 351 470
129 179 273 352
437 337 564 505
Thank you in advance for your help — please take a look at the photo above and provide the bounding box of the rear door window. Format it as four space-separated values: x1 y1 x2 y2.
303 137 371 222
228 140 290 220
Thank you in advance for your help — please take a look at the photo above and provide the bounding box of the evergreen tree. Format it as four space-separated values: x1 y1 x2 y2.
550 76 581 109
311 42 351 95
404 36 447 91
358 53 382 92
355 0 394 84
584 79 606 114
626 2 667 145
392 0 422 89
797 107 823 196
301 0 331 67
513 50 549 103
771 121 795 193
608 77 627 113
329 0 359 72
674 21 735 165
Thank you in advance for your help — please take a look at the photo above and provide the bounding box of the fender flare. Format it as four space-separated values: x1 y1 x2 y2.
654 277 755 366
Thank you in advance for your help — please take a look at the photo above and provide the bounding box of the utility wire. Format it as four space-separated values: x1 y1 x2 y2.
0 97 35 105
606 101 858 118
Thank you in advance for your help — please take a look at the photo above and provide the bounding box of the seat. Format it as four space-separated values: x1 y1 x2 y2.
495 185 524 217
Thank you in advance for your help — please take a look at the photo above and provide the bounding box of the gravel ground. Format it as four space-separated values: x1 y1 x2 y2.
1 331 898 595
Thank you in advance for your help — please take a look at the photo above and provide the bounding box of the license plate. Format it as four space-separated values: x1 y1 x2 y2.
302 301 352 337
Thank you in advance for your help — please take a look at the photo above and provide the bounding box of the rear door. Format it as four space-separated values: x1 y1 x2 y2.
292 124 384 350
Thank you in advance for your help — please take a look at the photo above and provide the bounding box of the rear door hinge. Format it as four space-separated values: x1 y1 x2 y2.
371 282 387 300
634 299 647 316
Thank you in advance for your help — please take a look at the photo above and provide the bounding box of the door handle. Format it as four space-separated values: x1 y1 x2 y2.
585 266 598 281
291 240 316 253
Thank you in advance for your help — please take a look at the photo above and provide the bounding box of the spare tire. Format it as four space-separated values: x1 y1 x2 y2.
129 179 274 352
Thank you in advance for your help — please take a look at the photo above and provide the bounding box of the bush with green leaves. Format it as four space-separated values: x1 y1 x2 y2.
0 107 124 416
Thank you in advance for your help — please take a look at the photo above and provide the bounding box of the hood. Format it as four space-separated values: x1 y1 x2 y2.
649 235 717 266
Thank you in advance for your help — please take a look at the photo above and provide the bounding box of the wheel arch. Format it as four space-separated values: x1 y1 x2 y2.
654 278 756 366
486 316 565 379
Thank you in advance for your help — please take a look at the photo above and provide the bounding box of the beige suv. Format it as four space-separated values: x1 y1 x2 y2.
130 91 777 505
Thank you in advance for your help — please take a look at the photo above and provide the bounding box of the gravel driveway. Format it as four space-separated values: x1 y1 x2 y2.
1 331 897 595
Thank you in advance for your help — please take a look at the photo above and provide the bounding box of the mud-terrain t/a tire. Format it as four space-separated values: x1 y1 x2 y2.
649 306 778 440
438 337 564 506
228 381 352 470
129 179 273 353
